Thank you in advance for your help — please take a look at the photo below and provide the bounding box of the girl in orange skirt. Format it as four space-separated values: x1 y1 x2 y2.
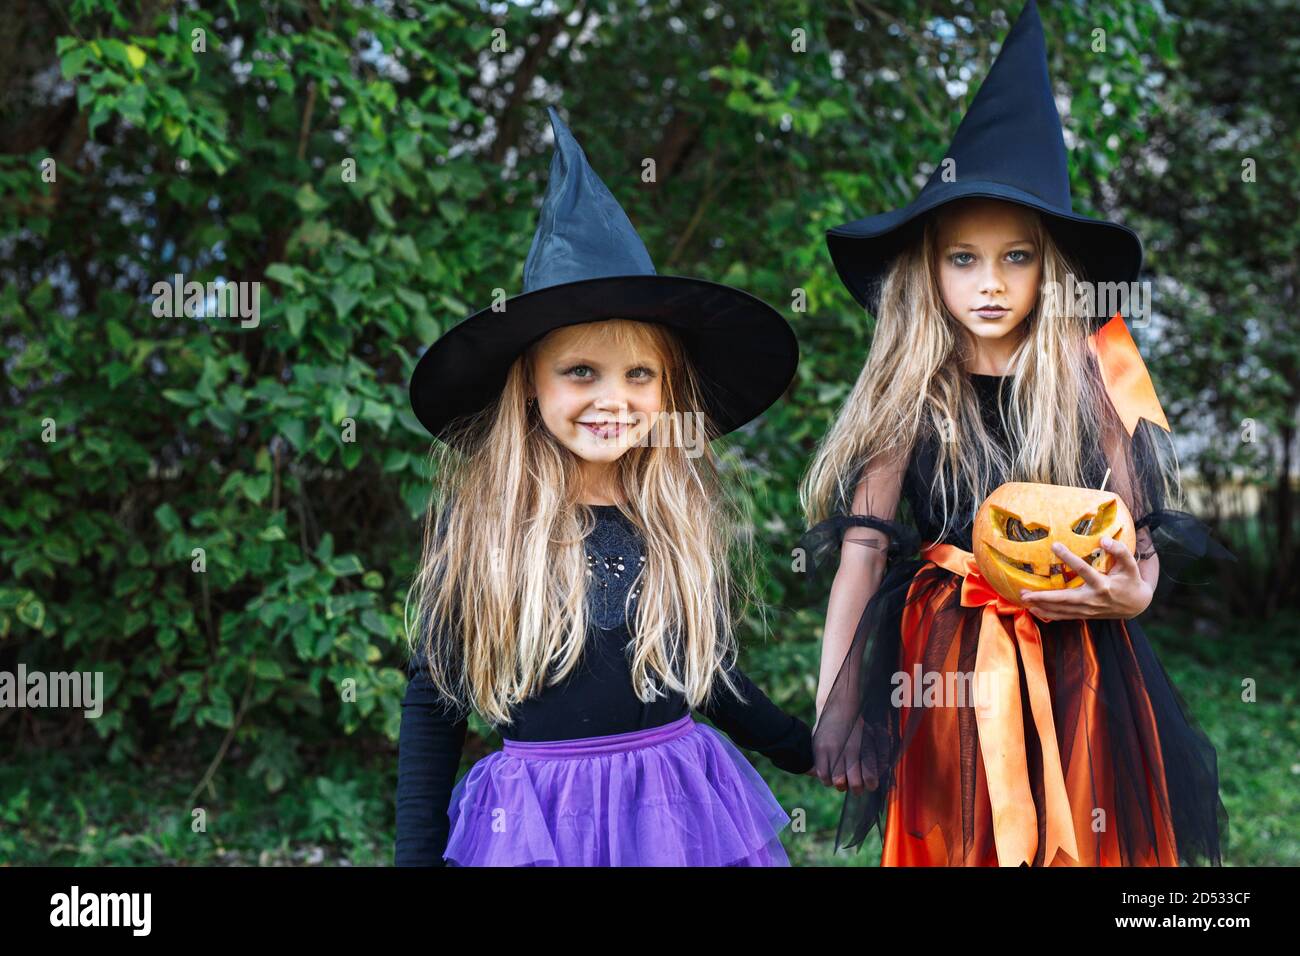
797 1 1230 867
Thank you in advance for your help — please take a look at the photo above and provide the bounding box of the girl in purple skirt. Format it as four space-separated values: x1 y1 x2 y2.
396 106 813 867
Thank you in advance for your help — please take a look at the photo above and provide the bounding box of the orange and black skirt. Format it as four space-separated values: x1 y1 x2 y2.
802 511 1229 867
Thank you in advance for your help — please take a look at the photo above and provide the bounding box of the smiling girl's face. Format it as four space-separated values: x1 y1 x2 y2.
528 321 664 492
934 198 1042 367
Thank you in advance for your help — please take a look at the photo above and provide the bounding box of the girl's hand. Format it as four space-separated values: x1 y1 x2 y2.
808 720 877 795
1018 536 1153 621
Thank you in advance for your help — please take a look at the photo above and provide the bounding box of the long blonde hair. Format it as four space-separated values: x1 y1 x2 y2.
405 319 761 725
801 202 1181 540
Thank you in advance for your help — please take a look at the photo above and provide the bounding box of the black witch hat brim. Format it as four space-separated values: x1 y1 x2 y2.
409 273 799 447
827 180 1144 318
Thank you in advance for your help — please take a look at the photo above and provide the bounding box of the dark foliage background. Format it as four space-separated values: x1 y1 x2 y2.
1 0 1294 865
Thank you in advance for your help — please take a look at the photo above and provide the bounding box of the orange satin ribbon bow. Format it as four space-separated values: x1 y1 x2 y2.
1087 312 1171 437
922 541 1080 867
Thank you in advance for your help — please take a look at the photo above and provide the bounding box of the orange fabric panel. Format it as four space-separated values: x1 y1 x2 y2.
879 547 1180 867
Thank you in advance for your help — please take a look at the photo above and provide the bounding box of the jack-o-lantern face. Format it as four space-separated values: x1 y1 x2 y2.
971 482 1136 606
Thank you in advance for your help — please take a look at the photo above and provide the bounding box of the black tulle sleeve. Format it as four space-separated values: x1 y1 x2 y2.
1090 405 1238 605
799 513 920 579
795 505 927 827
1136 507 1238 604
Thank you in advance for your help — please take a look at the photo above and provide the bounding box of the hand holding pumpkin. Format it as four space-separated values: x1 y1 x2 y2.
1018 535 1152 621
971 481 1152 621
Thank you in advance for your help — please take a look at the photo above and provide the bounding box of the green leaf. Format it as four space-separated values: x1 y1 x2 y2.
88 104 114 138
242 474 271 504
292 627 315 659
389 234 420 264
266 263 303 293
16 597 45 630
154 503 181 533
329 555 364 576
60 47 91 80
296 183 326 214
285 301 307 337
361 608 389 637
205 405 238 432
330 287 360 320
280 418 307 452
118 84 146 126
162 387 200 405
43 536 79 564
394 287 427 312
199 700 234 728
251 660 284 680
369 195 397 228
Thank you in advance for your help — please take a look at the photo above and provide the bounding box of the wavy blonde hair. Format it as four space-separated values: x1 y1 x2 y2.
801 200 1181 539
405 319 762 725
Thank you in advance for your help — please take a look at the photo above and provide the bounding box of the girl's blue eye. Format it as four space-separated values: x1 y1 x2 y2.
1007 249 1034 263
565 365 656 380
950 252 974 266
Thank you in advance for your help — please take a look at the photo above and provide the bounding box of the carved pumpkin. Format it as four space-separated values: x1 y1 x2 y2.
971 482 1136 606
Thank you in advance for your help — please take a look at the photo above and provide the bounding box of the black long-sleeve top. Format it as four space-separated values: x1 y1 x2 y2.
395 504 814 866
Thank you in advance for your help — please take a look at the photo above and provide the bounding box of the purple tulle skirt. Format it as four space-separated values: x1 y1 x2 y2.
443 714 792 866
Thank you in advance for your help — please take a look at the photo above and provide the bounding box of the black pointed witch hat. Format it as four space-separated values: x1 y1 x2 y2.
409 106 799 445
827 0 1142 316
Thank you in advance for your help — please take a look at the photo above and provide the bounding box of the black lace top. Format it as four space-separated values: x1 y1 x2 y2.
901 372 1017 550
584 508 647 629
